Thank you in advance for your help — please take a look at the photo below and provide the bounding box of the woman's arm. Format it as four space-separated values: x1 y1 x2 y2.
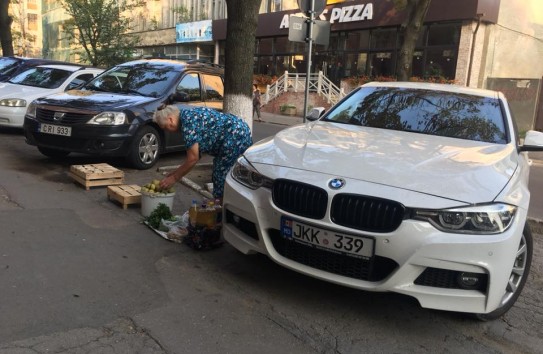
159 143 200 189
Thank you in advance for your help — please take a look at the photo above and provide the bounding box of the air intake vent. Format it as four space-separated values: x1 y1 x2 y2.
272 179 327 219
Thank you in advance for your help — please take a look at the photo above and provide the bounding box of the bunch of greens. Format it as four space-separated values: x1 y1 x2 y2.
145 203 175 229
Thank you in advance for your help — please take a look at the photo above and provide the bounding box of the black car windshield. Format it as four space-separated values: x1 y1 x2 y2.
322 86 508 144
86 64 181 97
8 67 72 89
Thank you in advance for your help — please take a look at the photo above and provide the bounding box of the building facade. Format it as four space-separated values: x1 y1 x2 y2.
8 0 42 57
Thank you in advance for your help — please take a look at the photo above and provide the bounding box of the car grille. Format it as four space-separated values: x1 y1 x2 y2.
272 179 327 219
331 194 405 232
269 229 398 281
36 108 95 124
271 179 405 232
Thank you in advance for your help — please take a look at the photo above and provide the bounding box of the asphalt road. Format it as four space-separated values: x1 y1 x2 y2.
0 123 542 353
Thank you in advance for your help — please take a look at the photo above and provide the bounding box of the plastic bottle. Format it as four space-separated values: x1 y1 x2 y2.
214 198 223 224
189 199 198 227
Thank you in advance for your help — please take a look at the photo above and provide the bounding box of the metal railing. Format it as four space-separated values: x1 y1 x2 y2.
262 71 346 106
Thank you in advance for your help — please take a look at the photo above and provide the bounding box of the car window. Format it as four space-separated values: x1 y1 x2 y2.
66 73 96 90
202 74 224 101
323 87 508 144
86 64 179 97
9 67 72 89
176 73 202 101
0 58 20 76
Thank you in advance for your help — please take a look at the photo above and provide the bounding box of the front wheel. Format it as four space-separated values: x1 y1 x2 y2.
38 146 70 159
475 223 533 321
127 125 161 170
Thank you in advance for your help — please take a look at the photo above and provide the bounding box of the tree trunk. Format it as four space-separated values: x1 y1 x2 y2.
0 0 14 56
396 0 432 81
223 0 261 131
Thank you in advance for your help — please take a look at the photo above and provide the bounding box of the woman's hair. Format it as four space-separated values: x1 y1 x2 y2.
153 105 180 125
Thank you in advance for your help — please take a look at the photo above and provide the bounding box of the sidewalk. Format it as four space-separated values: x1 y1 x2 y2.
258 111 304 126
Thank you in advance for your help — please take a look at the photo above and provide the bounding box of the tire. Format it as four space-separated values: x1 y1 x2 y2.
37 146 70 158
127 125 161 170
475 223 533 321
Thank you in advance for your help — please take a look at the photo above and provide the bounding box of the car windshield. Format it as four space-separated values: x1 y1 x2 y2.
0 57 21 76
8 67 72 89
322 87 508 144
86 63 181 97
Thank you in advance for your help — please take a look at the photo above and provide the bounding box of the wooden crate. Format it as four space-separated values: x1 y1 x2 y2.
69 163 124 190
107 184 141 209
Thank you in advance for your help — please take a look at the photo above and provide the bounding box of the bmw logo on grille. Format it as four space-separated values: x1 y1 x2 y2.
328 178 345 190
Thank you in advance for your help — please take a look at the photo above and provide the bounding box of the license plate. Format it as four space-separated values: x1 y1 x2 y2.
280 216 374 259
40 123 71 136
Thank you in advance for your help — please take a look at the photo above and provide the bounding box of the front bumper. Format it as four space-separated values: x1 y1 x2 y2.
23 116 136 157
222 173 527 315
0 106 26 128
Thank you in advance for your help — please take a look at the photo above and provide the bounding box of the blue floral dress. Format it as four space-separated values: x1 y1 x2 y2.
180 107 252 198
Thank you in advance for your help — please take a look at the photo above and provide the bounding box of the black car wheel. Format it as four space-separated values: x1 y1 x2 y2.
37 146 70 159
127 125 161 170
475 223 533 321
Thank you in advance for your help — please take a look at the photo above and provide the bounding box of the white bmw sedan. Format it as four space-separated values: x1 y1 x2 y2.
0 64 103 128
223 81 543 320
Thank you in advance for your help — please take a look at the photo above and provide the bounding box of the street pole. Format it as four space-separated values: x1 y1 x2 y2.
302 0 315 123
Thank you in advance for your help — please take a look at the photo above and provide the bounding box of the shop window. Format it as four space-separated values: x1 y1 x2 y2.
259 38 273 55
345 31 370 50
427 24 461 46
345 53 368 77
370 28 398 50
398 26 427 47
424 48 456 79
369 52 395 77
412 51 424 78
258 56 274 75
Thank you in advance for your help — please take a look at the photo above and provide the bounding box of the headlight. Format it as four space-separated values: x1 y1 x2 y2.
0 98 26 107
26 101 37 118
87 112 127 125
414 203 517 234
231 156 273 189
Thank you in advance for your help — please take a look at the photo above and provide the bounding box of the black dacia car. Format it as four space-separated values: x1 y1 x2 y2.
23 58 224 169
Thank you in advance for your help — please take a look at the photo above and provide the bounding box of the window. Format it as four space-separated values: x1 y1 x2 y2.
66 73 95 90
202 74 224 101
28 14 38 31
177 73 201 101
370 29 397 50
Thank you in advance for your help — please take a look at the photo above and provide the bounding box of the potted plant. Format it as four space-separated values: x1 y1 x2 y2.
280 103 297 116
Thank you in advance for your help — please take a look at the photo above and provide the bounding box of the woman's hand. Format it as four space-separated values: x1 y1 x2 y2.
159 174 177 190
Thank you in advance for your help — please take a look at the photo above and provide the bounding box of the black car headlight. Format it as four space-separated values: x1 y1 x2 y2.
414 203 517 234
26 101 37 118
87 112 127 125
231 156 273 189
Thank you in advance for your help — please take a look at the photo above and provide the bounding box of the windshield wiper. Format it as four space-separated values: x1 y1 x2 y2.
123 88 146 96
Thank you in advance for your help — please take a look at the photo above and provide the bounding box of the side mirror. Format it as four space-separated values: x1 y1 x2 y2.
170 91 190 103
306 107 325 121
519 130 543 152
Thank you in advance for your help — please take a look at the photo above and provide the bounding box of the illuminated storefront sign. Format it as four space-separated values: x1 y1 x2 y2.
176 20 212 43
280 2 373 28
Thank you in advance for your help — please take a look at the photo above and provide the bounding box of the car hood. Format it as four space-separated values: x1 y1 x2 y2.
0 82 56 100
246 122 519 204
33 90 157 110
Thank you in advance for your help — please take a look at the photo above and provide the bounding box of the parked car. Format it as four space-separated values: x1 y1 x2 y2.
0 64 103 128
223 81 543 320
23 59 224 169
0 56 71 82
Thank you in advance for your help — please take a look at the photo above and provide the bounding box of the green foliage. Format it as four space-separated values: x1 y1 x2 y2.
61 0 144 67
145 203 174 229
280 103 296 112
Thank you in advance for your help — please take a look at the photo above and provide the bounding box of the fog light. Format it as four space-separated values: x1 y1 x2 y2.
457 272 482 289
